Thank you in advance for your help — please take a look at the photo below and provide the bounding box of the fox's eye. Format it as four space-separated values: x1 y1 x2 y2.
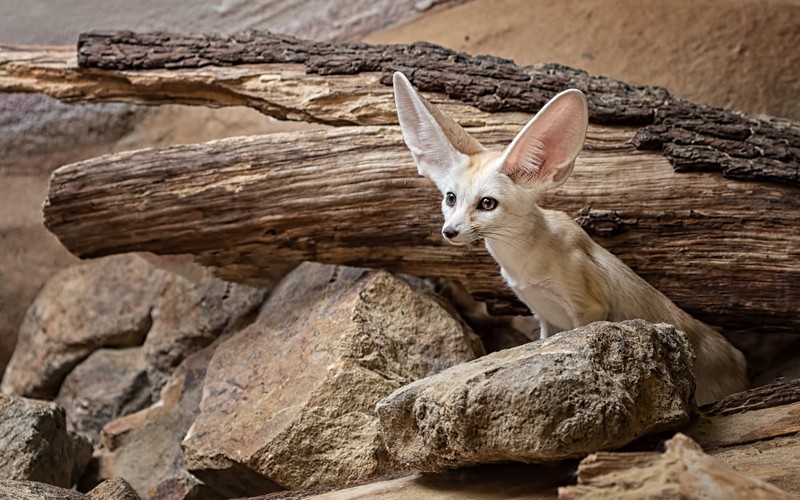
445 192 456 207
479 197 498 211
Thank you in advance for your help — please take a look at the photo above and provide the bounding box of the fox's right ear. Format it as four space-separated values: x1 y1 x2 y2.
393 72 484 188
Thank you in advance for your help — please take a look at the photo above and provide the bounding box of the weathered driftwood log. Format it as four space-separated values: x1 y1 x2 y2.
2 32 798 333
73 30 800 188
2 31 798 186
43 124 799 335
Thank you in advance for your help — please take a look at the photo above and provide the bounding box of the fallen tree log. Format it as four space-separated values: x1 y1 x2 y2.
43 124 799 335
2 32 797 334
2 31 798 186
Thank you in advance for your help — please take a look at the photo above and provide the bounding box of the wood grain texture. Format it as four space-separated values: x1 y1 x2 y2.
701 379 800 417
691 401 800 450
43 124 800 335
1 33 798 186
689 380 800 452
75 30 800 186
559 433 794 499
710 435 800 494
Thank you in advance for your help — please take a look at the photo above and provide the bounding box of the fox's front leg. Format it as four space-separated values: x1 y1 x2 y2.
539 302 606 339
573 301 609 329
538 318 555 339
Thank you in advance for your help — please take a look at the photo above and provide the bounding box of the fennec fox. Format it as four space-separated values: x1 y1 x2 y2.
393 71 747 405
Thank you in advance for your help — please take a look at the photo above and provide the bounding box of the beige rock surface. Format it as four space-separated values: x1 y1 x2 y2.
0 480 88 500
183 262 482 495
0 394 92 488
55 347 151 442
377 320 695 472
142 265 268 393
87 478 141 500
1 254 169 399
367 0 800 120
90 345 221 500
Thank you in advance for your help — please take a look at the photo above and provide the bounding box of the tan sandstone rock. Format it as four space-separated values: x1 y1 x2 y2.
88 345 220 500
0 394 92 487
182 262 483 496
1 254 169 399
0 480 88 499
142 264 268 393
377 320 695 472
55 347 151 442
87 477 142 500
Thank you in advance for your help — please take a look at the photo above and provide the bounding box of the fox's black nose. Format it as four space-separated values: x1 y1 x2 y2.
443 228 459 239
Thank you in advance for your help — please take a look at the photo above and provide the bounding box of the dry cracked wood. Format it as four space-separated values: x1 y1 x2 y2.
690 379 800 451
2 31 799 185
43 123 800 335
3 33 799 332
558 433 795 499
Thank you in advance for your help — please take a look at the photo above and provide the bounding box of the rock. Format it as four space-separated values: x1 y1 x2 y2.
1 254 169 399
182 263 482 496
376 320 695 472
558 433 795 499
0 480 88 499
87 478 141 500
0 394 92 487
1 251 269 402
147 475 221 500
55 347 151 442
142 264 268 394
88 346 220 499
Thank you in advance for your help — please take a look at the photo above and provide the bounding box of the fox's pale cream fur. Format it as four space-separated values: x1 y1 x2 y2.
393 71 748 405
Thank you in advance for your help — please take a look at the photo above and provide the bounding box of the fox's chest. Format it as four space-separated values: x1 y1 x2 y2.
487 241 574 331
499 267 574 331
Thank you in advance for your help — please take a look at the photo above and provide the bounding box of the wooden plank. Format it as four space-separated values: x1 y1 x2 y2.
710 435 800 494
690 401 800 450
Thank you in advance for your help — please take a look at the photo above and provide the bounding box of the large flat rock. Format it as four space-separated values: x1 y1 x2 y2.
377 320 695 471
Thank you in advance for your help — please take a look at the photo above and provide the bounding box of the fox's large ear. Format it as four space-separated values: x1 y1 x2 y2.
393 72 485 188
499 89 588 190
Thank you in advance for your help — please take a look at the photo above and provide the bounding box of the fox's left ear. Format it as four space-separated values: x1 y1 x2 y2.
499 89 589 190
393 72 485 189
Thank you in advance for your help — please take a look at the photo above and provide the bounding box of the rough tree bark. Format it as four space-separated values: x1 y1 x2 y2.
1 32 798 336
73 31 800 187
